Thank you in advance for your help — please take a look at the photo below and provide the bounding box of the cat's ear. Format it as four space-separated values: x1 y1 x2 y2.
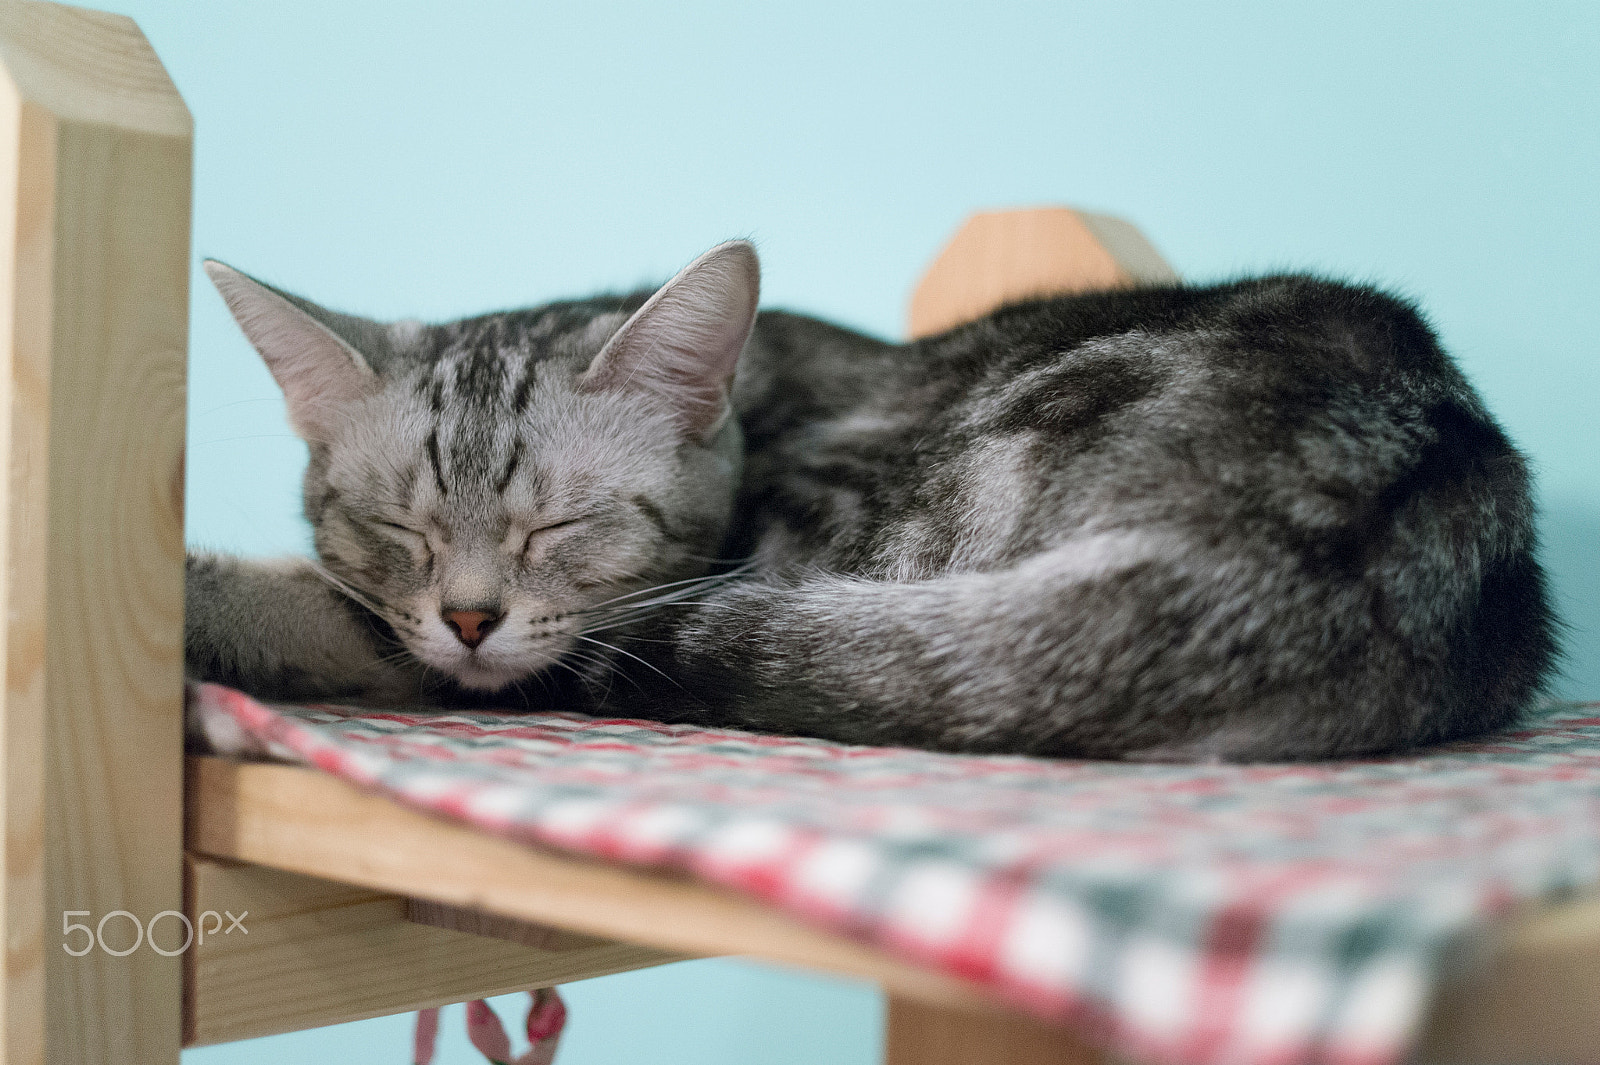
580 240 760 441
203 260 380 443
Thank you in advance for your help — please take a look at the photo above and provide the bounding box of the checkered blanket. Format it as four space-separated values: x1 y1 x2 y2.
190 683 1600 1065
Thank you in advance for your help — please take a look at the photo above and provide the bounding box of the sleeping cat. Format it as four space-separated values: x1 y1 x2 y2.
185 241 1557 760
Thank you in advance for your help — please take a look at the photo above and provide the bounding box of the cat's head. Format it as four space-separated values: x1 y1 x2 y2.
205 242 759 694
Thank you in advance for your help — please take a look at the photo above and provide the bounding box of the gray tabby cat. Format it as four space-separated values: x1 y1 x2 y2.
186 241 1556 761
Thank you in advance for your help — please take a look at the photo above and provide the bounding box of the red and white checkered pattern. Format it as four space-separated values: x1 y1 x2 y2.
191 683 1600 1065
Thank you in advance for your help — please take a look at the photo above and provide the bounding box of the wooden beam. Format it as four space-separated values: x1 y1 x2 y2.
183 856 680 1046
0 4 190 1063
907 207 1177 339
884 996 1104 1065
186 755 1013 1016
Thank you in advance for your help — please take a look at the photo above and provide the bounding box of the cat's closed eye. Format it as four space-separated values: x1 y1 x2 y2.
518 518 584 555
374 520 436 564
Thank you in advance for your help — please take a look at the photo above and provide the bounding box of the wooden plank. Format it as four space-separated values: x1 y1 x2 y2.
183 856 680 1046
186 755 1012 1015
884 995 1104 1065
906 207 1177 339
405 897 605 951
0 5 190 1065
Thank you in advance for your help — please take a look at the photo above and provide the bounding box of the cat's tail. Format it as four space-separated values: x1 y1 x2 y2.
636 528 1554 761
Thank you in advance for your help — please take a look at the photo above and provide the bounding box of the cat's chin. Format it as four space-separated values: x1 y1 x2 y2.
410 633 575 696
449 662 535 694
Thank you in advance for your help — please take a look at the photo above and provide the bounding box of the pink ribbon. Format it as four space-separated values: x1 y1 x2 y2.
413 988 567 1065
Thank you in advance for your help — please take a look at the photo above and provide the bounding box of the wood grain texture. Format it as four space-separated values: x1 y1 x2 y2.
184 857 679 1046
405 897 606 952
186 755 1014 1016
906 207 1178 339
0 4 190 1064
885 995 1105 1065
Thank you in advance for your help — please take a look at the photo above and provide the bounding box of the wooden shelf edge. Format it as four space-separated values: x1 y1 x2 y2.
184 755 1011 1017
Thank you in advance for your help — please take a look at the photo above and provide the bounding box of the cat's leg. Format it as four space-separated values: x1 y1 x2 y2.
185 552 427 704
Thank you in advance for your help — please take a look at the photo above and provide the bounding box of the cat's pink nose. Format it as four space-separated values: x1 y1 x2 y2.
443 609 503 649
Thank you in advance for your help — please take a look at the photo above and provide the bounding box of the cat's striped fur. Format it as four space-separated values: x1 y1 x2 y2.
186 242 1556 760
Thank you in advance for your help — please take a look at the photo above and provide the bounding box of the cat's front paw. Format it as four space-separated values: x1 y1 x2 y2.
185 550 423 704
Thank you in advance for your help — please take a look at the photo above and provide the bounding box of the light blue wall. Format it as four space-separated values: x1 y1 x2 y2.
181 960 880 1065
86 1 1597 1061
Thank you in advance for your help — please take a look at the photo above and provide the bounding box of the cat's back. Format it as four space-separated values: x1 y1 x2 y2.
733 277 1522 577
741 276 1466 437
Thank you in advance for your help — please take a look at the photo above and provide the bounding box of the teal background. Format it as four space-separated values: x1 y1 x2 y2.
83 1 1596 1061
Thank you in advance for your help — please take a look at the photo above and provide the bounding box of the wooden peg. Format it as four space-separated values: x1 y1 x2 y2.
908 207 1177 339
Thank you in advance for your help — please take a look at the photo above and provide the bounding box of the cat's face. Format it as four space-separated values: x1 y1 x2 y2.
206 243 759 694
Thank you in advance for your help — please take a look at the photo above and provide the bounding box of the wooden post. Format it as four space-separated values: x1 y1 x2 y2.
0 4 190 1063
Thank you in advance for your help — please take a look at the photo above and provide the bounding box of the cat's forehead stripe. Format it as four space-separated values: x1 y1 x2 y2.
511 364 535 413
496 441 523 495
422 338 541 417
424 427 449 497
451 340 512 402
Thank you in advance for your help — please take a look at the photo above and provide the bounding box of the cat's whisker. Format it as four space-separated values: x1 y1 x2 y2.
575 606 721 638
373 648 417 667
560 646 605 672
525 665 553 701
571 634 679 688
546 654 612 697
564 647 639 696
196 397 297 417
593 586 730 613
305 561 388 618
507 677 535 710
590 596 725 616
572 618 655 638
574 563 755 613
566 645 618 671
571 656 636 704
574 580 707 613
572 587 740 628
578 594 729 624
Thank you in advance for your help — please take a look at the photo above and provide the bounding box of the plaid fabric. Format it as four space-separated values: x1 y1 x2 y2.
191 683 1600 1065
